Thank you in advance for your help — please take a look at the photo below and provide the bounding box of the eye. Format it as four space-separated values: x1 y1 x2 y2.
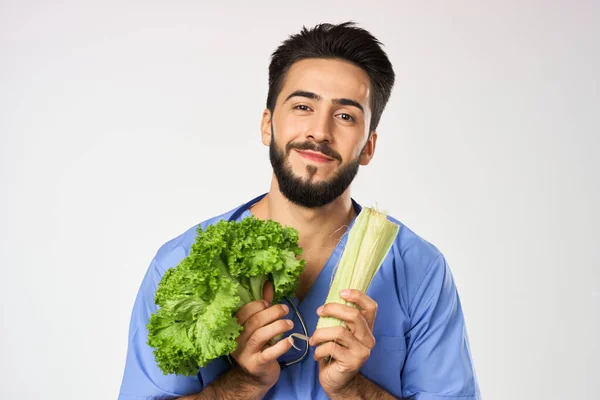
294 105 312 112
337 113 355 122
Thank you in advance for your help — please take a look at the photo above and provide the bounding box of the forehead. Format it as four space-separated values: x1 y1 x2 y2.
279 58 371 107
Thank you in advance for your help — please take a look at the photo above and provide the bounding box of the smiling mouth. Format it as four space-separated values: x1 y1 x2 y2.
295 149 335 163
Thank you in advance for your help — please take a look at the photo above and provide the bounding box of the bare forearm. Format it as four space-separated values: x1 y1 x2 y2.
178 367 270 400
327 373 401 400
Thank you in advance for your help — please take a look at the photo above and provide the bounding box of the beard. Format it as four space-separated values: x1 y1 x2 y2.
268 126 362 208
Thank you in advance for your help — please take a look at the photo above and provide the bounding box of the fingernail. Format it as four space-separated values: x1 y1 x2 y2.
263 300 270 307
282 304 289 314
340 289 350 297
286 319 293 327
316 306 323 315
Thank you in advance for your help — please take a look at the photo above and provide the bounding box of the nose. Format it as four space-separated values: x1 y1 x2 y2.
304 112 332 143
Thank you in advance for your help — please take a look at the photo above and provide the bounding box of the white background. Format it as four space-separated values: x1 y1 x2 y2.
1 1 598 399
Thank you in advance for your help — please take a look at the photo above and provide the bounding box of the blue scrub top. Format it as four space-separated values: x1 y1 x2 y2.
118 196 481 399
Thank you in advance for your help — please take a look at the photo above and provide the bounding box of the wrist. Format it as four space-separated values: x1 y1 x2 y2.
226 356 277 391
239 367 276 393
212 366 273 399
325 373 362 400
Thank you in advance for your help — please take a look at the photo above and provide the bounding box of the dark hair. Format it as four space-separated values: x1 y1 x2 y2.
266 21 395 132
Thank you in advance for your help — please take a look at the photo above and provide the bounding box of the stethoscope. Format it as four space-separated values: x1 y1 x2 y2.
225 193 362 370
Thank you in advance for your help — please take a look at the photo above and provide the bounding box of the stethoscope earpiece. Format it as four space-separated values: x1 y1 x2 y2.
278 296 309 370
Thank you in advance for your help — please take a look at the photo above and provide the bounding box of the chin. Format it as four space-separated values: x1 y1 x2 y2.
291 162 335 176
294 170 334 183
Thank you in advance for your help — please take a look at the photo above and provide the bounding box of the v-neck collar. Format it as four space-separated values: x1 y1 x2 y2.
268 200 362 336
238 193 363 330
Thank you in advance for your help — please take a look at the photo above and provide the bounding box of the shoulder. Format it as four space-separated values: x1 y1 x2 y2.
385 213 448 302
151 205 241 274
388 214 443 268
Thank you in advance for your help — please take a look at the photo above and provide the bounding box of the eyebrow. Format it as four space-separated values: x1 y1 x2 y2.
284 90 364 114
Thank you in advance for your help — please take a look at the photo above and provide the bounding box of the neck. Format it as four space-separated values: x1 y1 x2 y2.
250 175 357 248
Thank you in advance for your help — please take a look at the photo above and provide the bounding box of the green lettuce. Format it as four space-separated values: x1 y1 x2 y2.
147 217 305 376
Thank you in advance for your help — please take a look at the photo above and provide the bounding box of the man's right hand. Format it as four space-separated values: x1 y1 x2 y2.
230 281 294 390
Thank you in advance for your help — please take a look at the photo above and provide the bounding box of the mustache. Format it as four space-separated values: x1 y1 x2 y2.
286 141 342 162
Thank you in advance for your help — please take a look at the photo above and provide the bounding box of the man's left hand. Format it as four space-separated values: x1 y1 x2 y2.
309 289 378 397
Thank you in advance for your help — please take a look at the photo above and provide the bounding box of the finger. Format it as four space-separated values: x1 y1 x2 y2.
240 302 289 339
313 341 352 363
246 319 294 353
236 299 269 326
340 289 378 330
314 340 370 370
309 326 356 348
237 305 290 349
317 303 373 346
263 280 274 305
257 334 294 364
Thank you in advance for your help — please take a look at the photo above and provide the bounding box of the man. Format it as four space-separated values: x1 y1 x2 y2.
118 22 481 400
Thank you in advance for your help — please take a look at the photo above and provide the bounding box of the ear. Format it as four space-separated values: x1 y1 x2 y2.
359 131 378 166
261 108 272 146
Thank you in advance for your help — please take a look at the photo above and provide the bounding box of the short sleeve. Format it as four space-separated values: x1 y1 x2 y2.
401 255 481 400
117 258 203 399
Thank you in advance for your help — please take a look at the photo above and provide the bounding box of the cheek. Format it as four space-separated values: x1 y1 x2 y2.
278 113 311 138
341 143 363 163
352 137 371 159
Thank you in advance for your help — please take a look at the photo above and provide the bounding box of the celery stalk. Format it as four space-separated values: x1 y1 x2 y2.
316 207 400 330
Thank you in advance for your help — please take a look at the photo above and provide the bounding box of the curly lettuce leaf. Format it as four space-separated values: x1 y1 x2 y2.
147 216 305 376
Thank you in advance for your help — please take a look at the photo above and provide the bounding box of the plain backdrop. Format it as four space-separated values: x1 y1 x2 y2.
1 1 598 399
